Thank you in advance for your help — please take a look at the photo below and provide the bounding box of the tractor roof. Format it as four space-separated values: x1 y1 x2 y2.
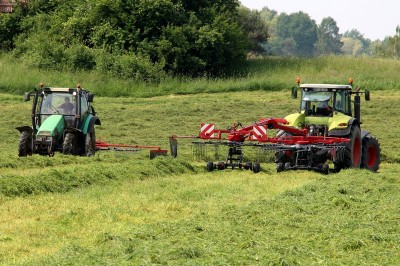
42 87 88 93
44 87 73 92
300 84 352 90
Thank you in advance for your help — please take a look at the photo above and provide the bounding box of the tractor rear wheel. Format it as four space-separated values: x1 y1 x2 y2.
63 133 77 155
343 125 361 168
18 131 32 157
361 136 380 171
84 129 96 156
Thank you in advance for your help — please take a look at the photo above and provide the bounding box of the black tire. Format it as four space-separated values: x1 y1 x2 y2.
333 163 342 173
84 129 96 157
277 163 284 173
244 162 252 170
343 125 362 168
252 162 260 173
63 133 77 155
361 136 380 172
217 162 225 170
18 131 32 157
206 162 214 172
322 164 329 175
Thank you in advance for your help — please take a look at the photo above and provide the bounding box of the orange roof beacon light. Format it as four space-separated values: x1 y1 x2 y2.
77 84 81 89
296 77 301 85
348 78 353 85
40 82 44 88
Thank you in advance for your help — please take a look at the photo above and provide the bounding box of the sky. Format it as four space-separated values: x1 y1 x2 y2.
239 0 400 40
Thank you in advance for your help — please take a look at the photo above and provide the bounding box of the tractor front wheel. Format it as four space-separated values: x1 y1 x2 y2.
63 133 77 155
361 136 380 172
18 131 32 157
84 129 96 157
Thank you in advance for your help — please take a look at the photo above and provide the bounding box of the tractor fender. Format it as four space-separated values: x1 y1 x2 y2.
361 130 371 140
328 118 360 136
81 115 100 135
16 126 33 134
87 116 101 133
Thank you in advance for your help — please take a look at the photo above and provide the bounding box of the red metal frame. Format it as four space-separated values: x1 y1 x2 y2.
171 118 349 145
95 140 167 153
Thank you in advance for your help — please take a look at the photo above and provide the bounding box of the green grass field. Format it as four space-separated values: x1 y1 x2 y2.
0 56 400 265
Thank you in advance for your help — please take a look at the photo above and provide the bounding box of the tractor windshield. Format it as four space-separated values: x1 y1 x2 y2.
300 90 351 116
301 91 334 116
40 93 76 115
302 91 332 102
38 92 77 127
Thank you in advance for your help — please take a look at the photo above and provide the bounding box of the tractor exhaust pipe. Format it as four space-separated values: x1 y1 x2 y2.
354 94 361 122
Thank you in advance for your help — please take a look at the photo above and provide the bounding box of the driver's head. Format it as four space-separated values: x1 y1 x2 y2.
65 97 70 102
319 100 329 108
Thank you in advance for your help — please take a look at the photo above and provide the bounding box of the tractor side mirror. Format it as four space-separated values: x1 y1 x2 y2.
365 89 370 101
291 87 298 99
87 93 94 102
24 92 31 101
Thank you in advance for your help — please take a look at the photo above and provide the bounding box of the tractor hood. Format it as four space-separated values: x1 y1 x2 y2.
37 115 65 138
284 112 305 128
285 111 353 132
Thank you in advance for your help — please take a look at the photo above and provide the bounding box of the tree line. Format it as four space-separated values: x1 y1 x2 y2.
240 6 400 58
0 1 399 81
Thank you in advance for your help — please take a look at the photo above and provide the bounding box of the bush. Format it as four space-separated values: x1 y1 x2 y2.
95 51 166 83
65 44 96 70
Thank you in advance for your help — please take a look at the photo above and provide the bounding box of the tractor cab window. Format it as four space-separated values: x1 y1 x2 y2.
301 91 333 116
80 94 89 121
39 93 76 128
40 93 75 115
334 90 350 115
39 93 54 124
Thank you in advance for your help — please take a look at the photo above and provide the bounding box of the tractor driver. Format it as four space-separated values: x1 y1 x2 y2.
317 99 333 115
59 97 74 114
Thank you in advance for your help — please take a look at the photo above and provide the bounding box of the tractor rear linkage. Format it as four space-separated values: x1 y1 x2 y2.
170 118 349 174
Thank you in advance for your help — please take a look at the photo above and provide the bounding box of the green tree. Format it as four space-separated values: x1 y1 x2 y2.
275 12 317 56
374 26 400 58
315 17 342 55
341 37 363 56
238 6 268 54
342 29 371 55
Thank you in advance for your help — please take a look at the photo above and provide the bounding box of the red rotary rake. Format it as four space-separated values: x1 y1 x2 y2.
170 118 350 174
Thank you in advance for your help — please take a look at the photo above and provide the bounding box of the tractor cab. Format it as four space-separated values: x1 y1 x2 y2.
287 81 370 137
299 85 352 117
17 84 100 157
292 84 352 116
34 87 91 130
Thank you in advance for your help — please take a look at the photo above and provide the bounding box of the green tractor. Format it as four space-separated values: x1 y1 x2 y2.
276 79 380 172
16 84 101 157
